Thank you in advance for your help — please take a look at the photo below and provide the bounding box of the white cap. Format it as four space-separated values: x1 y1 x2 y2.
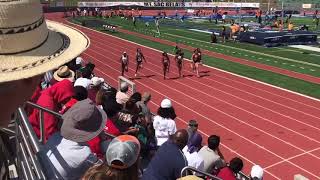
161 99 172 108
91 77 104 87
74 78 91 89
76 57 83 65
250 165 264 180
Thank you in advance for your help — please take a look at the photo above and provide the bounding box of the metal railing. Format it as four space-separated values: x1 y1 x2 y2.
180 166 222 180
15 107 48 180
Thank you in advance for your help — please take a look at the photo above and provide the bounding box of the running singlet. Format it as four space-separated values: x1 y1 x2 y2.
136 53 143 62
177 55 183 64
163 56 169 64
122 55 128 64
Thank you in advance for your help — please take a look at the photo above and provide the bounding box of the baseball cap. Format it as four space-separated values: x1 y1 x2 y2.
160 98 172 108
74 77 91 89
91 77 104 87
106 135 141 169
250 165 264 180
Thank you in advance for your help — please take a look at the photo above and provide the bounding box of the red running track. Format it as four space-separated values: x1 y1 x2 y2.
47 14 320 179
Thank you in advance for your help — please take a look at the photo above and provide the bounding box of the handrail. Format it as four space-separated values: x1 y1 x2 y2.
26 101 62 118
16 107 47 179
180 166 222 180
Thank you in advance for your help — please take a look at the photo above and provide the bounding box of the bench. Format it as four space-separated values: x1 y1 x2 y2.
102 24 118 32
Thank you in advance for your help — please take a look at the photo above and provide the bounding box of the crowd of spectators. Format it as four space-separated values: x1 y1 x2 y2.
23 55 265 180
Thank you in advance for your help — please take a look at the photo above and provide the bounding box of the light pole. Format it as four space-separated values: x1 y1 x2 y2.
279 0 284 31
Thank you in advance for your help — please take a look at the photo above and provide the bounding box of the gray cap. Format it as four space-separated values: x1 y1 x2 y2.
61 99 105 143
106 135 140 169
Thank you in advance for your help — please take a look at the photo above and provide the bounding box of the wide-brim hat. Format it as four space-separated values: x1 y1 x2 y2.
0 1 90 83
61 99 106 143
53 65 75 82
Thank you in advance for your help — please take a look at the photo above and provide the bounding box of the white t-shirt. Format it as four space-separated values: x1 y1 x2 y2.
198 145 225 173
153 115 177 146
182 146 205 172
122 55 128 64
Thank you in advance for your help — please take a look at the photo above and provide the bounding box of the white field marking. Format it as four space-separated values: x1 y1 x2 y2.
266 59 270 61
282 63 287 65
163 32 320 68
311 69 316 71
300 67 305 69
290 45 320 53
264 147 320 170
291 64 296 67
274 61 278 63
69 21 320 105
91 64 281 180
84 50 320 179
88 36 320 146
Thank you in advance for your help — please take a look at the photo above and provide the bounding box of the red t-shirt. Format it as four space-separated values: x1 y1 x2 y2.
59 98 78 114
104 118 121 136
217 167 236 180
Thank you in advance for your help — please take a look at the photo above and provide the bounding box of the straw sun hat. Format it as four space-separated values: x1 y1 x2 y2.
0 0 90 83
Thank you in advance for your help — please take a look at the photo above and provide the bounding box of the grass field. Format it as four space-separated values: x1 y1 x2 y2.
70 16 320 98
81 16 320 77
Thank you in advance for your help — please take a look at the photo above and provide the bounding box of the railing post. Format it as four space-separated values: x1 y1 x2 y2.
39 110 45 144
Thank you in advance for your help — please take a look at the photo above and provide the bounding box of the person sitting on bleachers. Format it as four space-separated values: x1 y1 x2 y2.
136 92 152 124
43 99 104 180
198 135 226 174
142 129 188 180
153 98 177 147
116 82 130 105
187 120 200 142
250 165 264 180
74 67 94 90
82 135 141 180
182 132 204 172
88 77 104 103
217 157 244 180
50 65 75 86
59 86 88 114
29 79 74 141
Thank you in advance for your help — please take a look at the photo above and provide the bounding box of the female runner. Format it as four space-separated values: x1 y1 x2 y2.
135 48 146 77
162 52 170 79
120 51 129 76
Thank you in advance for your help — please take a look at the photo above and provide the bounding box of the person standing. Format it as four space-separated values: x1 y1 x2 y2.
120 52 129 76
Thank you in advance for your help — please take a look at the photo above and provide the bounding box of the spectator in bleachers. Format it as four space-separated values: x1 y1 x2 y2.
103 100 123 137
59 86 88 114
217 157 243 180
116 82 130 105
142 129 188 180
82 135 141 180
51 65 75 86
43 99 104 180
129 92 142 104
182 132 204 172
250 165 264 180
199 135 226 174
153 98 177 147
136 92 152 124
187 120 200 142
74 68 92 90
88 77 104 103
29 79 74 141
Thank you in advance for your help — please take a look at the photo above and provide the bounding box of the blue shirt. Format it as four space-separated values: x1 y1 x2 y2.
142 141 187 180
